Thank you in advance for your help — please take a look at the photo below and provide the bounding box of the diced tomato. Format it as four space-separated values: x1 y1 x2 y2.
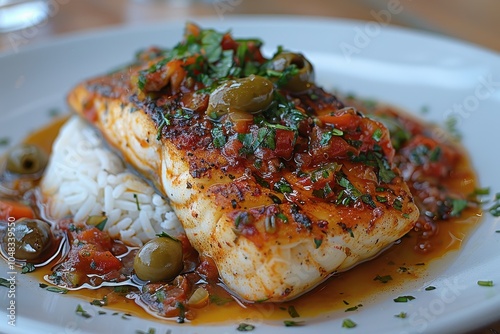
74 244 122 273
0 200 35 220
274 129 296 160
77 227 113 251
317 113 360 131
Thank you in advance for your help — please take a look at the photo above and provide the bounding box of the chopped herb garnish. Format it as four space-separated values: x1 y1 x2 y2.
90 296 108 307
39 283 48 288
113 286 130 294
345 304 363 312
209 294 234 306
342 318 357 328
425 286 436 291
0 137 9 146
0 277 12 288
474 187 490 196
274 178 293 194
394 295 415 303
134 194 141 211
75 304 92 318
477 280 494 287
98 311 107 315
372 128 383 142
46 286 69 294
156 231 179 242
276 212 288 223
287 305 300 318
395 312 407 318
392 198 403 211
450 198 468 217
374 275 393 284
211 127 227 148
175 301 186 323
361 194 376 208
236 323 255 332
21 263 36 274
284 320 305 327
313 238 323 249
320 128 344 146
86 215 108 231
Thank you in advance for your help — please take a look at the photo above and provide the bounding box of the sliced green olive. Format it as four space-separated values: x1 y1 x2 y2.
269 52 315 93
206 74 274 119
133 235 183 282
6 143 48 175
4 218 52 260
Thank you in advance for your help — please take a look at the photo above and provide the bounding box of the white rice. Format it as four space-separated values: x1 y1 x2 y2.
40 116 183 246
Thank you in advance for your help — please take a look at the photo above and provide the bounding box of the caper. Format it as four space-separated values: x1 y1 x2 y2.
6 144 48 175
4 218 52 260
133 235 183 282
206 74 274 119
268 52 315 93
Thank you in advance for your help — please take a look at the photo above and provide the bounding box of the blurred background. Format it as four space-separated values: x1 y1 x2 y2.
0 0 499 53
0 0 498 333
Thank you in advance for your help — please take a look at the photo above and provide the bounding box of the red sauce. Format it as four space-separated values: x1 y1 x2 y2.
10 101 481 325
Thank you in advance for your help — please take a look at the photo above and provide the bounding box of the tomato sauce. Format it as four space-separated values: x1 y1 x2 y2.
11 99 481 325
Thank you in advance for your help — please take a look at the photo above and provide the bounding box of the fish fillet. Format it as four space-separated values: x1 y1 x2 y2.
66 26 418 302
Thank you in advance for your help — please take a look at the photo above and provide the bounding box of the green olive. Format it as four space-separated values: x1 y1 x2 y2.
133 236 183 282
268 52 315 93
6 144 48 175
4 218 52 260
206 74 274 119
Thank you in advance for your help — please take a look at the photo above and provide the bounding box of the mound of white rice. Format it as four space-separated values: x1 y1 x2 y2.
40 116 183 246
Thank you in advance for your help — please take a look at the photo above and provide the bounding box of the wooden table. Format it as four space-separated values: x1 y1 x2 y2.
1 0 499 332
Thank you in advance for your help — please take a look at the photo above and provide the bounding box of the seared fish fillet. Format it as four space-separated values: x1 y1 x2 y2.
66 25 418 302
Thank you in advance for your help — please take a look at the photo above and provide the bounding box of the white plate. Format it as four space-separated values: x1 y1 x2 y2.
1 16 500 334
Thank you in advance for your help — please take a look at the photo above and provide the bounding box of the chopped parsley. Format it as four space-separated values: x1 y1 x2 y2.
345 304 363 312
393 295 415 303
211 127 227 148
75 304 92 318
450 198 468 217
372 128 383 142
0 137 9 146
90 296 108 307
237 323 255 331
373 274 393 284
314 238 323 249
320 128 344 146
284 320 305 327
156 231 179 242
274 178 293 194
0 277 12 288
425 286 436 291
395 312 408 318
287 305 300 318
21 263 35 274
342 318 357 328
477 280 494 287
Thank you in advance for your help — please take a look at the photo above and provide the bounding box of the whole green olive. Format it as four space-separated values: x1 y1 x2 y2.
206 74 274 119
133 235 183 282
6 144 48 175
4 218 52 260
268 52 315 93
